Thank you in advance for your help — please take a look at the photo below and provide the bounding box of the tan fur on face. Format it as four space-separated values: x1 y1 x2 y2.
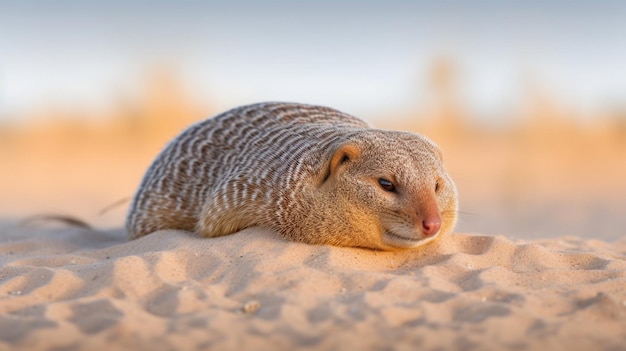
126 102 458 250
304 130 458 250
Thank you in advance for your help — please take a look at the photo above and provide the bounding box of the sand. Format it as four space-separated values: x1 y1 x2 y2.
1 223 625 351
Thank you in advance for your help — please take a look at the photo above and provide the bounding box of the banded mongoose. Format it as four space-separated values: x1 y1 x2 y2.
126 102 458 250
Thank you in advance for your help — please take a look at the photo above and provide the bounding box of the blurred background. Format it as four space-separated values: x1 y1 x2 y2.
1 0 625 241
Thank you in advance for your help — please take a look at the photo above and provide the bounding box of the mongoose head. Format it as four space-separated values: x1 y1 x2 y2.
314 130 458 250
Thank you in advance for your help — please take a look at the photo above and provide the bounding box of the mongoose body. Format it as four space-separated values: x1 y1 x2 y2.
126 102 458 250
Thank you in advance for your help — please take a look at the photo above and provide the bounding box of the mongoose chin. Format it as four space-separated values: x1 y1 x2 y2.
126 102 458 250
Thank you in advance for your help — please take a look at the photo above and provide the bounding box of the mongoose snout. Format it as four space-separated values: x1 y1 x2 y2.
416 190 443 236
420 208 442 237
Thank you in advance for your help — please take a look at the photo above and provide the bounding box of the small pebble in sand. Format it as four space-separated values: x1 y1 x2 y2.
242 300 261 314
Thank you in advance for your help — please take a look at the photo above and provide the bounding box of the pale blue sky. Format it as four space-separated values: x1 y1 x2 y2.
1 0 625 122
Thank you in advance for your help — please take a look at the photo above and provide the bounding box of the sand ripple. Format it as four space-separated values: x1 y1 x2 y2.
1 225 625 350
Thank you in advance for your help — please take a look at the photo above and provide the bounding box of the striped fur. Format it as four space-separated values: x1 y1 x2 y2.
126 102 458 250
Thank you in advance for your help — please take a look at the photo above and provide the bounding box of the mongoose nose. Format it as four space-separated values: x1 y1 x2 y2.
421 216 442 236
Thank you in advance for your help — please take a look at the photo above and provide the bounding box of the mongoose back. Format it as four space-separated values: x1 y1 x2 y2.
126 102 458 250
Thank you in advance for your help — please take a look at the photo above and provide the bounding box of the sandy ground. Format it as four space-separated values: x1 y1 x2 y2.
1 222 625 351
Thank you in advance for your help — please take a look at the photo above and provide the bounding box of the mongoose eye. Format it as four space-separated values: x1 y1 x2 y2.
435 181 440 192
378 178 395 192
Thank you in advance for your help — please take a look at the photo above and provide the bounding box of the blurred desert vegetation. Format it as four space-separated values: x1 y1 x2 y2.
1 58 625 241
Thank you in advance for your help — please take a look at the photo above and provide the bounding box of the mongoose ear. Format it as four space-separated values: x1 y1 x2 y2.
329 144 361 178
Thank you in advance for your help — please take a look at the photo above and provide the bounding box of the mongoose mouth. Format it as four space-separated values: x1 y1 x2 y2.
383 230 436 249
